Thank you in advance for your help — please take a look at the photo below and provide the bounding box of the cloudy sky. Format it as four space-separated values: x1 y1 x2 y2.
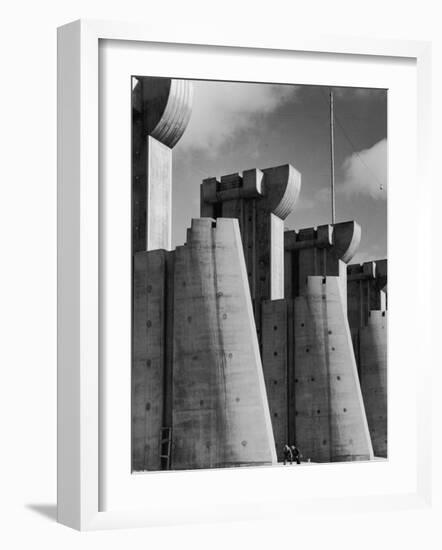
171 80 387 264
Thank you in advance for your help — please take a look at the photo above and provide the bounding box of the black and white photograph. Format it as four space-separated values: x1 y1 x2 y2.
3 0 438 544
131 76 388 472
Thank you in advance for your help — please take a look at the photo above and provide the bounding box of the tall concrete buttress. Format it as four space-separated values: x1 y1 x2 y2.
347 260 388 457
200 165 301 461
347 260 387 367
172 218 277 469
284 222 374 462
132 77 193 252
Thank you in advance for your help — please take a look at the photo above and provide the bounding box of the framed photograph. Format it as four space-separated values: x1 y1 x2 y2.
57 19 432 530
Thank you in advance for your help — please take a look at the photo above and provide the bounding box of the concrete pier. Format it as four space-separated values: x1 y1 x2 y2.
347 260 387 367
293 277 373 462
359 310 388 457
283 222 373 462
201 164 301 331
172 218 277 469
132 77 193 252
347 260 388 457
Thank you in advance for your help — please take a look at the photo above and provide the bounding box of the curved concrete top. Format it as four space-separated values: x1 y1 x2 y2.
284 220 361 264
332 221 361 263
261 164 301 220
142 77 193 148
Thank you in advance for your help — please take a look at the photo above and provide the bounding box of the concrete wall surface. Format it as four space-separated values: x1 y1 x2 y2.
132 250 169 471
261 299 288 460
172 218 277 469
360 310 388 457
293 276 374 462
347 260 388 455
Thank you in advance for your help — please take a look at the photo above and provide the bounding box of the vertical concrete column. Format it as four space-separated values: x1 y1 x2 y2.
172 218 277 470
132 77 193 252
347 260 388 457
200 164 301 331
131 77 192 471
284 221 373 461
359 310 388 457
347 260 387 366
284 221 361 302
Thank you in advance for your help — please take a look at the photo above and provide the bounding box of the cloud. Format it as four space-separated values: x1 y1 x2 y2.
177 80 297 152
339 138 387 199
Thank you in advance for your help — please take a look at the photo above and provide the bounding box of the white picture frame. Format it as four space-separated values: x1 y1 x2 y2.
57 19 432 531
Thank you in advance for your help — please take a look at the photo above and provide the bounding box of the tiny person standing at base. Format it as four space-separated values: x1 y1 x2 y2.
283 444 293 465
291 445 302 464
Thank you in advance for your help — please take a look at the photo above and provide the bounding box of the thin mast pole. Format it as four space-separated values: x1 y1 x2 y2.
329 88 336 224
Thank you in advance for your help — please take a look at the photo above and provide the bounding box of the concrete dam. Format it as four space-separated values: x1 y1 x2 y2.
131 76 388 471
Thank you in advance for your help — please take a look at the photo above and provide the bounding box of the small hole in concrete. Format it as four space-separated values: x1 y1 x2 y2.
273 326 278 330
332 347 336 351
306 348 310 353
241 440 247 447
146 359 151 367
222 313 227 319
301 323 305 327
145 402 151 411
337 375 341 380
382 311 386 317
295 378 298 383
317 410 321 414
273 351 278 356
236 397 240 402
147 285 152 293
328 330 332 335
187 316 192 323
274 413 278 418
200 400 204 406
228 353 233 358
343 408 347 412
311 377 315 382
146 320 152 328
273 380 278 385
323 440 327 445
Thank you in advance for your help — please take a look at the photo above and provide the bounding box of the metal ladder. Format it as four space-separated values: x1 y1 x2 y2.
159 427 172 470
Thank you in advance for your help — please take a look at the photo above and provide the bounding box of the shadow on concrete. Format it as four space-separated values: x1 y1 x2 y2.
26 503 57 522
